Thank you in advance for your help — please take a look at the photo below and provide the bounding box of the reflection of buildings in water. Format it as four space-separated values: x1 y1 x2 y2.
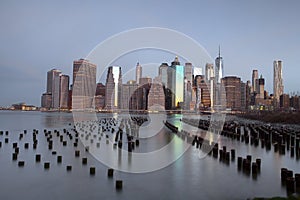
42 112 73 128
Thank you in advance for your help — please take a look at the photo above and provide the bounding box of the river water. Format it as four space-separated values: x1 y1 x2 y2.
0 110 299 200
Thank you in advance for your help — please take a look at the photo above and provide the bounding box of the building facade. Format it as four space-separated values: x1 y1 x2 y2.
273 60 284 108
105 66 122 110
222 76 241 111
59 75 69 109
148 76 165 110
136 62 142 84
72 59 97 110
215 47 224 84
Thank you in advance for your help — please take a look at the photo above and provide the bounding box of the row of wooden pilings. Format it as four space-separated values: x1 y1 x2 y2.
0 128 123 190
281 168 300 193
181 117 300 158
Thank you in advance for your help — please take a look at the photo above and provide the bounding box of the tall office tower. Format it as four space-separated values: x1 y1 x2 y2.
136 62 142 84
47 69 61 94
148 76 165 110
46 69 62 109
252 70 259 93
195 75 211 110
205 63 215 108
240 81 246 111
121 80 138 110
246 80 251 109
168 56 184 109
184 63 193 84
257 75 265 99
205 63 214 81
158 63 168 87
72 59 97 110
140 77 152 110
105 66 122 110
273 60 284 107
215 46 224 84
184 63 193 110
59 75 69 109
222 76 242 110
105 67 115 110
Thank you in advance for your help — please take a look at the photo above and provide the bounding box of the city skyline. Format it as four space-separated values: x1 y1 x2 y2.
1 1 300 106
37 54 297 112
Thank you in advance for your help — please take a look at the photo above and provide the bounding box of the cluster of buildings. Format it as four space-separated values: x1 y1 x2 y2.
41 49 300 113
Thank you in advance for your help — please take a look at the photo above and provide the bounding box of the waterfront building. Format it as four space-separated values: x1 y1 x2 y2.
184 63 193 110
41 93 52 109
222 76 241 111
121 80 138 110
137 77 152 110
72 59 97 110
168 56 184 109
46 69 61 109
95 83 106 96
105 66 122 110
205 63 215 108
280 94 289 110
195 75 211 110
59 74 69 110
148 76 165 110
273 60 284 108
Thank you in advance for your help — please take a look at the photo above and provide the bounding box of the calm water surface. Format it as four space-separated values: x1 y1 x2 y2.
0 110 299 200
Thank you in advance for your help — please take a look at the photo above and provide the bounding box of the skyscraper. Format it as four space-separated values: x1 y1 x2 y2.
222 76 241 110
205 63 214 81
59 75 69 109
46 69 61 109
159 63 168 87
273 60 284 107
257 75 265 99
184 63 193 110
168 56 184 109
136 62 142 84
41 69 69 110
205 63 215 108
252 70 258 93
148 76 165 110
121 80 138 110
72 59 97 110
105 66 122 110
195 75 211 110
215 46 224 84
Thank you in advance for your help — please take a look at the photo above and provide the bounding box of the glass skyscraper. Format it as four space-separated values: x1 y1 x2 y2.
168 56 184 109
215 46 224 84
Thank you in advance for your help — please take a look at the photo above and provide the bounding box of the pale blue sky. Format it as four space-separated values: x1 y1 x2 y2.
0 0 299 106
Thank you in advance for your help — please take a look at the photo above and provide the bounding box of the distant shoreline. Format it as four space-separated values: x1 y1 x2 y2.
238 112 300 125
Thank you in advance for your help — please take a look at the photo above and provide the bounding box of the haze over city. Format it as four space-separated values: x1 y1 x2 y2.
0 0 300 107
